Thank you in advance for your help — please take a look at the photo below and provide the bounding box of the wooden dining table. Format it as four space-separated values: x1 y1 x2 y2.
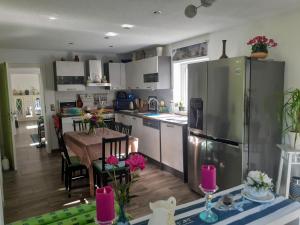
64 127 139 196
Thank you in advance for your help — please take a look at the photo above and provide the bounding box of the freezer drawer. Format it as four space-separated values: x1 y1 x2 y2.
206 139 243 191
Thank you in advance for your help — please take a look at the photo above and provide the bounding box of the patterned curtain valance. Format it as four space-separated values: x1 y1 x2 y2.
172 42 208 61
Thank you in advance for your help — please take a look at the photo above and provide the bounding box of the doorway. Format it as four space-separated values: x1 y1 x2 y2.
8 65 47 169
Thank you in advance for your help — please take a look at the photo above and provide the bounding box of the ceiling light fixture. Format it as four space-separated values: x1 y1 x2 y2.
153 10 162 15
105 32 118 37
184 0 215 18
48 16 57 20
121 24 135 29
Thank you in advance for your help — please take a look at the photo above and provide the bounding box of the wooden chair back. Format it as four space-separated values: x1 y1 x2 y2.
121 124 132 135
57 129 72 165
101 136 129 171
73 120 86 132
114 122 123 132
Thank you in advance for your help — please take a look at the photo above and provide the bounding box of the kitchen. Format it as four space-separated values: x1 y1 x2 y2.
1 0 300 224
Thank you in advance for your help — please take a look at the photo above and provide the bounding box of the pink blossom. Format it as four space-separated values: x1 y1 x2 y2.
126 154 145 172
106 155 119 166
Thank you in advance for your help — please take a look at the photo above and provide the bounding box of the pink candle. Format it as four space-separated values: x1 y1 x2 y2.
201 164 216 190
96 186 115 223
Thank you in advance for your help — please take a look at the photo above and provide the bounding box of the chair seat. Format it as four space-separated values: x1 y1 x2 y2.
93 160 126 172
69 156 86 168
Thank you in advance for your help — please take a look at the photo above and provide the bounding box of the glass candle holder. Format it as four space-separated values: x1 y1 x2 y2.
199 185 219 223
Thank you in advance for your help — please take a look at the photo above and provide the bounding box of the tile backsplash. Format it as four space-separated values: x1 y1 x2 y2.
55 87 116 110
131 89 173 108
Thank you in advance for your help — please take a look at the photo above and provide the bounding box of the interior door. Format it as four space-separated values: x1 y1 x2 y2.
207 57 246 143
0 62 15 169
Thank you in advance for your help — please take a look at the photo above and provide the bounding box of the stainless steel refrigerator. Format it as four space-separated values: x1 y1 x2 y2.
187 56 284 194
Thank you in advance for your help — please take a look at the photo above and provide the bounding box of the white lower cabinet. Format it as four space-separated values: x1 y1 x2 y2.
115 113 160 161
140 124 160 161
161 122 184 172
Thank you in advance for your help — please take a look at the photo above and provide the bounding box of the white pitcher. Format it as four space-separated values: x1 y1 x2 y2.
148 197 176 225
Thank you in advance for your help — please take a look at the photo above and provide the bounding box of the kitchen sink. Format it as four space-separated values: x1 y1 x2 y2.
143 113 161 117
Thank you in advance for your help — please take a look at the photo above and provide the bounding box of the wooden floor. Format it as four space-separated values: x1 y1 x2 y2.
3 121 199 223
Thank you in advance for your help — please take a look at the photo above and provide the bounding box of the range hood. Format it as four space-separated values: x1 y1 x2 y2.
87 82 111 87
87 60 111 87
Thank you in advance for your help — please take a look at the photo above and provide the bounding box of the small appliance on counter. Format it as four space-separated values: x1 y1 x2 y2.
115 91 136 111
59 101 83 116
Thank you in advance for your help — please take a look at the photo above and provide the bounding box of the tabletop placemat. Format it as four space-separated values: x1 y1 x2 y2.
131 185 300 225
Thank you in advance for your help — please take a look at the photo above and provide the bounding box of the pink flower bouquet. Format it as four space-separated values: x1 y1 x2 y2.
105 153 146 223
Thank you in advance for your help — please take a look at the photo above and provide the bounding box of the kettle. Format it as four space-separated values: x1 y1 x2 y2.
129 101 134 110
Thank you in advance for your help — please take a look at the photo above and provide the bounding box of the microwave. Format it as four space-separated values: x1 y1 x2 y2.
144 73 159 83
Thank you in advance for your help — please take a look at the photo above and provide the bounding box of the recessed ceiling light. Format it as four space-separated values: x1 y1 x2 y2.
153 10 162 15
121 24 135 29
48 16 57 20
105 32 118 37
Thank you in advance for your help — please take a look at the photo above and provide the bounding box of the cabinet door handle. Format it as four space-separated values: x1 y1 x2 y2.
166 124 174 128
136 86 139 89
132 117 136 120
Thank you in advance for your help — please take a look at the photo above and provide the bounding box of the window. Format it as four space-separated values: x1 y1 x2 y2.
173 57 209 110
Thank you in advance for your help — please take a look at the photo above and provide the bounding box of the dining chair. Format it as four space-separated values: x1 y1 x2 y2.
121 124 132 135
53 115 65 181
114 122 123 132
104 120 115 130
93 136 130 188
57 130 88 197
73 120 86 132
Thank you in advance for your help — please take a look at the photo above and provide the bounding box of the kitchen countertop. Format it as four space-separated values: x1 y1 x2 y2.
116 110 188 126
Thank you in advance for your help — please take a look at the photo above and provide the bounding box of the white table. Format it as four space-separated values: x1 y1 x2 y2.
131 184 300 225
276 144 300 198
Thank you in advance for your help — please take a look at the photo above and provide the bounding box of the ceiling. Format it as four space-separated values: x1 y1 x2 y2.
0 0 299 53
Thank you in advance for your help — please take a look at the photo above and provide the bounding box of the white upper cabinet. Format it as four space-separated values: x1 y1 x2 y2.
125 56 171 90
107 63 126 90
125 60 142 89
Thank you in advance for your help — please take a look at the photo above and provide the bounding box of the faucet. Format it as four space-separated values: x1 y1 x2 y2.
148 97 160 112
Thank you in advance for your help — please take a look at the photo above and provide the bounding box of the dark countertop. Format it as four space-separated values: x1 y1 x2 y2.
116 110 188 126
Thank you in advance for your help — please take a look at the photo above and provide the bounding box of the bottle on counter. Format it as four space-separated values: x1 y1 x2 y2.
76 95 83 108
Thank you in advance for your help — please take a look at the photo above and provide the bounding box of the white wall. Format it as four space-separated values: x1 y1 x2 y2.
10 73 40 92
0 48 117 151
168 8 300 91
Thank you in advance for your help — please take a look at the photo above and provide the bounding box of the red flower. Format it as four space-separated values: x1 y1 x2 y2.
106 155 119 166
126 153 145 172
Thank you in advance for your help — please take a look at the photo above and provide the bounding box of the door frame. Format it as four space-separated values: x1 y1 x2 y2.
7 63 50 169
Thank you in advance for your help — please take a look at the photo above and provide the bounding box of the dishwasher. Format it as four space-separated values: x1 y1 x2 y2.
141 118 161 162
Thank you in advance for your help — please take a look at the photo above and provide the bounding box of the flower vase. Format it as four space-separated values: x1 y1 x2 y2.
88 126 97 136
116 203 130 225
219 40 228 59
251 51 268 59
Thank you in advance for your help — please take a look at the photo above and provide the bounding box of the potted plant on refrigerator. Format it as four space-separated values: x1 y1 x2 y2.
247 35 278 59
283 89 300 149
